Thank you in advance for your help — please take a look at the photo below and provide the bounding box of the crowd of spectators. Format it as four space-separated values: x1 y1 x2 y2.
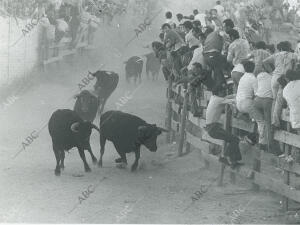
1 0 130 47
0 0 38 18
152 0 300 168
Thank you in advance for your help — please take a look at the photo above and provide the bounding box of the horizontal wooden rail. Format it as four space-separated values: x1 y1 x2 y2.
167 83 300 215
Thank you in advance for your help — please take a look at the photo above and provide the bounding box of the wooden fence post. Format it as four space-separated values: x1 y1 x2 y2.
283 122 292 212
178 87 189 156
252 148 261 191
219 104 232 186
166 78 173 143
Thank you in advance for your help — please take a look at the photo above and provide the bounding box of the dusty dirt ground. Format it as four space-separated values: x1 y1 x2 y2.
0 5 290 224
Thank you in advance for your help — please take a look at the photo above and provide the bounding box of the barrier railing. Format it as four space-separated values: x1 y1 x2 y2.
166 81 300 217
40 26 91 70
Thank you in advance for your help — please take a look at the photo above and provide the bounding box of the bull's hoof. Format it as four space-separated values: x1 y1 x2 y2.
116 162 127 169
131 164 138 172
92 157 97 165
85 167 91 172
55 169 61 176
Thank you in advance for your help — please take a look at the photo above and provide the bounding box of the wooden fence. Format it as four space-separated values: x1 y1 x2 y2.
165 80 300 217
39 26 92 70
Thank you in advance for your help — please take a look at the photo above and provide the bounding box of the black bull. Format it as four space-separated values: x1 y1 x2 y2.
124 56 143 84
98 111 168 171
48 109 100 176
74 90 99 122
91 70 119 115
144 52 161 80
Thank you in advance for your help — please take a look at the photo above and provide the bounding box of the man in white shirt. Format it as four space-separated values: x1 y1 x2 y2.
253 65 273 150
55 18 69 42
214 1 225 20
183 21 201 48
165 11 176 28
236 61 265 145
283 70 300 130
194 9 207 28
187 45 205 70
283 69 300 162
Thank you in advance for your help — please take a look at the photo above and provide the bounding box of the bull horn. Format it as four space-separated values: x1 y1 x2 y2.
91 124 100 133
70 122 80 133
158 127 168 132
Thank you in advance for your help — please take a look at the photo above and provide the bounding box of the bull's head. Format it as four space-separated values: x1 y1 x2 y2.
90 70 115 92
70 121 100 141
75 90 97 113
137 124 168 152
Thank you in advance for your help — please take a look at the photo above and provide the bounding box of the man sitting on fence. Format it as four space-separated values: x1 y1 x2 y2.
235 60 267 148
174 62 256 168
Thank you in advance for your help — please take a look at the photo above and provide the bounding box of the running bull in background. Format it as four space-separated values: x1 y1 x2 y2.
124 56 144 84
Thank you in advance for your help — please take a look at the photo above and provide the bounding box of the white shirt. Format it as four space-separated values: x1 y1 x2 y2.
185 30 201 48
214 4 225 18
283 80 300 129
56 19 69 32
194 13 207 27
187 46 204 70
296 42 300 61
236 72 257 103
166 19 176 28
256 72 273 98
